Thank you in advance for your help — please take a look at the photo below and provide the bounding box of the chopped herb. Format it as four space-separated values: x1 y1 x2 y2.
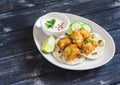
98 40 104 47
92 34 94 39
68 48 73 54
65 32 71 36
45 23 51 28
45 19 56 29
73 39 78 43
59 54 63 58
84 38 94 43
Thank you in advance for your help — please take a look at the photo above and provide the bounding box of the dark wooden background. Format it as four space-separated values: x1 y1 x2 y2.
0 0 120 85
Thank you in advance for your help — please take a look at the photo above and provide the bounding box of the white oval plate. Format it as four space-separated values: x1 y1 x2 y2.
33 13 115 70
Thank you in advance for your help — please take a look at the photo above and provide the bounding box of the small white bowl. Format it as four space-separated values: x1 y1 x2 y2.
41 12 70 37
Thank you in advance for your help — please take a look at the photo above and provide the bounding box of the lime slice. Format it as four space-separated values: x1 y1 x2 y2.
41 36 55 53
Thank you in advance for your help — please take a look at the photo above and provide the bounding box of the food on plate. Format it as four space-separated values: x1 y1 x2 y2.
45 19 56 29
64 44 80 61
70 30 83 48
66 21 92 35
81 33 98 54
41 36 55 53
82 41 98 54
42 21 105 65
80 29 92 39
83 33 105 59
57 36 72 50
52 44 85 65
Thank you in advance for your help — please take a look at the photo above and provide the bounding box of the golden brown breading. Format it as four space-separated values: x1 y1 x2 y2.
82 40 98 54
57 36 72 50
92 41 98 48
64 44 80 61
80 29 92 39
70 30 84 48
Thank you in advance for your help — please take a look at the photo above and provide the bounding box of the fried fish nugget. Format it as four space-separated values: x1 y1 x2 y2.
82 40 98 54
80 29 92 39
57 36 72 50
64 44 80 61
92 41 98 48
71 30 84 48
82 42 94 54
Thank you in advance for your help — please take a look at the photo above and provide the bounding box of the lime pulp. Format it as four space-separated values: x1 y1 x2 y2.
41 36 55 53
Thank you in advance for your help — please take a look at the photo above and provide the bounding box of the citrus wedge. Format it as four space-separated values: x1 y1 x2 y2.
41 36 55 53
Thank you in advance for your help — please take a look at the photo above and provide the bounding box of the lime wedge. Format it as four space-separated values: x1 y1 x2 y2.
41 36 55 53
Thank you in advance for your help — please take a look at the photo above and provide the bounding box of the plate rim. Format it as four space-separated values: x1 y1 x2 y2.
33 13 115 70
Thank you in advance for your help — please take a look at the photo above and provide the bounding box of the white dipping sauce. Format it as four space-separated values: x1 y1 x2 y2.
44 17 65 32
41 12 70 37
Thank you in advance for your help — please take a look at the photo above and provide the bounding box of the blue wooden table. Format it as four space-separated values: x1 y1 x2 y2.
0 0 120 85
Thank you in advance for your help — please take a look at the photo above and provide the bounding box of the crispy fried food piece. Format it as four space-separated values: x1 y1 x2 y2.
57 36 72 50
92 41 98 48
64 44 80 61
80 29 92 39
82 40 98 54
70 30 84 48
82 42 94 54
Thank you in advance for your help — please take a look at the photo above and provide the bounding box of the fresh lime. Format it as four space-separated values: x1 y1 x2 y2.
41 36 55 53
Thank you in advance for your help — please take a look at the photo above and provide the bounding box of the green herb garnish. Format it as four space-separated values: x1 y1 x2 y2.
92 34 94 39
68 48 73 54
98 40 104 47
84 38 94 43
45 19 56 29
73 39 78 43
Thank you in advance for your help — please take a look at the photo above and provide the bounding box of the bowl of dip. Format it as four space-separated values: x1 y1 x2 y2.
41 12 70 37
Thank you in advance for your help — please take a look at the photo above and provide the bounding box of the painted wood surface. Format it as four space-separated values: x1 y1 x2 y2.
0 0 120 85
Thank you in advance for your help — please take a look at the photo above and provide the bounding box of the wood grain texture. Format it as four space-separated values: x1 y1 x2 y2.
1 0 118 14
0 0 61 13
1 29 36 58
0 23 120 85
0 0 120 85
0 50 119 85
0 0 120 35
1 7 120 58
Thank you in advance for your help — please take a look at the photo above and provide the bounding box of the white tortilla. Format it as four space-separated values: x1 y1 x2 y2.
83 33 105 59
52 45 85 65
52 35 85 65
52 33 105 65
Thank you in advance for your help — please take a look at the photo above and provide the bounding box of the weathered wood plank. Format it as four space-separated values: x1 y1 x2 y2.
114 82 120 85
0 52 119 85
109 29 120 54
0 0 118 14
0 0 120 34
0 0 62 13
84 8 120 31
0 28 119 84
10 78 42 85
0 0 120 85
0 29 37 58
0 50 64 85
0 26 120 59
0 7 120 84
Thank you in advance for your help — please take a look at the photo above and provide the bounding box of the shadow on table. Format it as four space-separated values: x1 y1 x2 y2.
23 52 102 84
